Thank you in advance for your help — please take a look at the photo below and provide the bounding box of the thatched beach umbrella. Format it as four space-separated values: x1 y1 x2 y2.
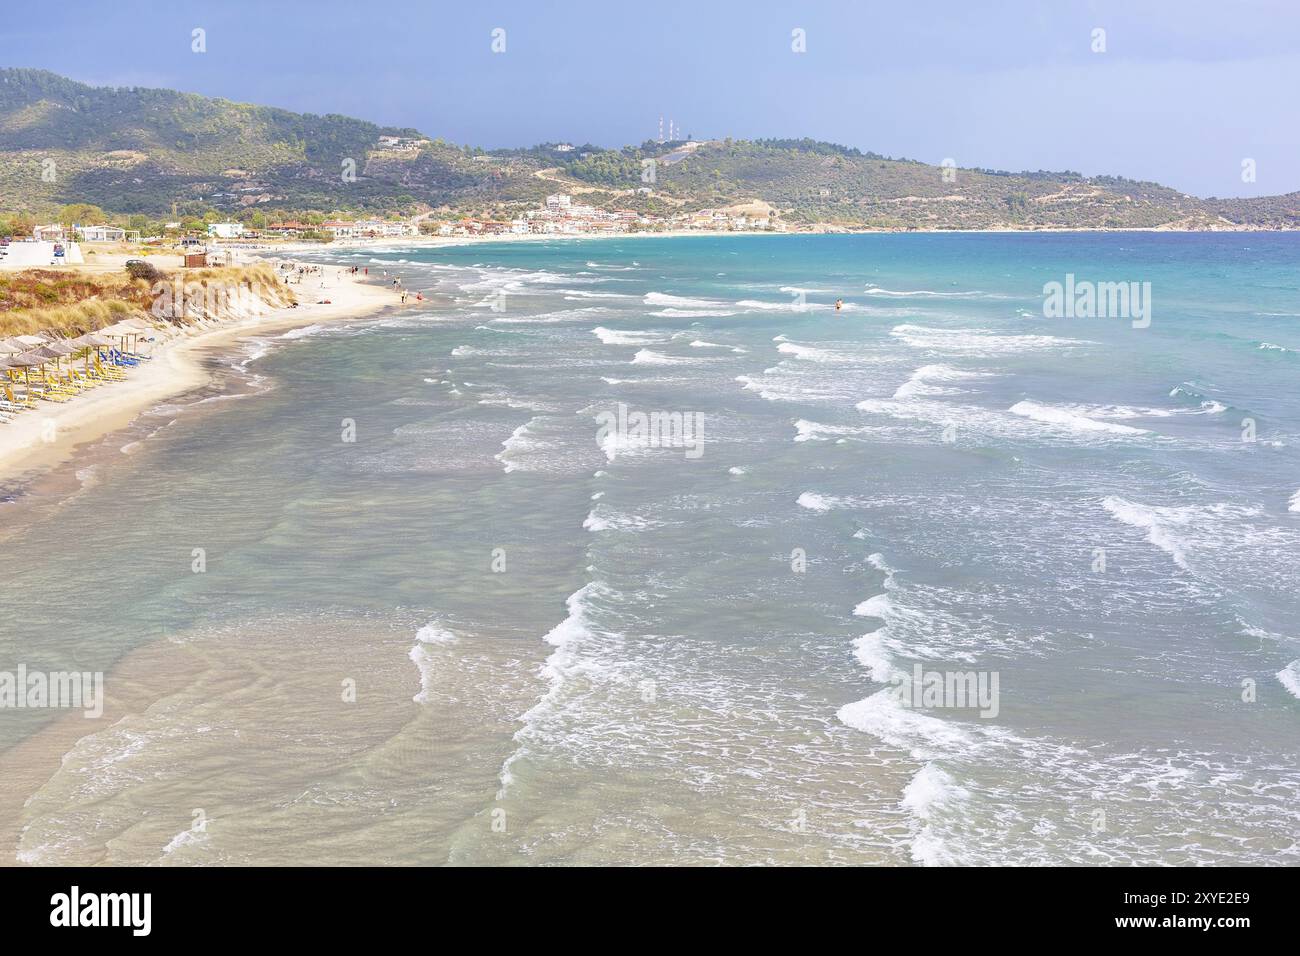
70 332 116 349
6 349 55 392
101 319 155 356
0 356 19 397
44 337 80 372
69 332 117 373
37 340 76 381
99 322 134 356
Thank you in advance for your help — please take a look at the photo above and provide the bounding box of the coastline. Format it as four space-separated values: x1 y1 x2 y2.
237 222 1300 260
3 222 1283 487
0 264 393 487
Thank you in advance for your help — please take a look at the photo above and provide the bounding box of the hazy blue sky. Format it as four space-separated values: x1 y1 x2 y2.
3 0 1297 197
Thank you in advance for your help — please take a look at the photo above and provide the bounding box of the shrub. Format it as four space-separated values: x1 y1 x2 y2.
125 260 162 282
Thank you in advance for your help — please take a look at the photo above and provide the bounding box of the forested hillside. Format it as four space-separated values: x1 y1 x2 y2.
3 68 1298 231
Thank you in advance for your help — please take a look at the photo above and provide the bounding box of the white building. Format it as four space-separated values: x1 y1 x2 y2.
76 224 127 242
354 219 418 238
320 221 357 239
207 222 245 239
545 194 572 212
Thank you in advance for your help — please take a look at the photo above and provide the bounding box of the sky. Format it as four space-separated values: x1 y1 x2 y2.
2 0 1298 198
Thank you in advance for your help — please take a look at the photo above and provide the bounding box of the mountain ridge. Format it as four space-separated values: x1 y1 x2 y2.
2 67 1298 231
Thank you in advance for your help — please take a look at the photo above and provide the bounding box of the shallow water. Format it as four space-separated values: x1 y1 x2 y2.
1 233 1297 865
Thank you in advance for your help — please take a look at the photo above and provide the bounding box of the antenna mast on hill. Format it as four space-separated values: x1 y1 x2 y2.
658 116 664 143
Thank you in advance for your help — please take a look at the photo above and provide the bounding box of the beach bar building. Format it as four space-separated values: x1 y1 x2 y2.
75 225 128 242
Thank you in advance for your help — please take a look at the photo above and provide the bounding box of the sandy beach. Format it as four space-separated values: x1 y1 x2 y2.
0 261 392 486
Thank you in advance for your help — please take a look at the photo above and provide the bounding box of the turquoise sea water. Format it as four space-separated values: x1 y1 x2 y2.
1 232 1297 865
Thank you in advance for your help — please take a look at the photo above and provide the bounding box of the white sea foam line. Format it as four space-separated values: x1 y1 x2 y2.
865 284 988 298
495 419 540 473
631 348 700 366
489 306 608 325
650 308 740 318
1101 496 1192 569
734 297 859 313
582 504 655 531
1278 660 1300 700
890 323 1092 352
162 827 209 856
1100 496 1278 575
852 394 1161 446
689 340 745 352
796 491 841 512
592 326 665 345
1055 402 1218 420
893 364 994 399
643 291 727 308
279 323 329 340
793 419 867 442
497 583 599 795
776 341 843 363
899 763 971 865
410 622 457 704
563 290 633 299
1009 401 1150 435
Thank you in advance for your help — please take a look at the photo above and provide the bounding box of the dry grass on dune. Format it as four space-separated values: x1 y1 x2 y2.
0 263 295 337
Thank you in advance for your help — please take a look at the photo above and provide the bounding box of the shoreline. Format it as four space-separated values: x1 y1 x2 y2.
227 222 1300 259
0 263 394 488
7 222 1282 486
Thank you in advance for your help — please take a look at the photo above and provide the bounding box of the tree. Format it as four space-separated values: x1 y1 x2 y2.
0 212 37 237
58 203 108 226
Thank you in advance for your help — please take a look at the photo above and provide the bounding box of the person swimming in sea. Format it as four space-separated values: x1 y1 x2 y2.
835 298 843 311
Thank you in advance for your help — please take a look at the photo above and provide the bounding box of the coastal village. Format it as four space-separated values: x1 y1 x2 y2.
2 190 782 269
207 189 781 242
267 194 778 239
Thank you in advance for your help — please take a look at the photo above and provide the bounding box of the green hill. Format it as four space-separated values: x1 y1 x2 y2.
546 138 1300 230
0 68 539 219
2 68 1298 230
